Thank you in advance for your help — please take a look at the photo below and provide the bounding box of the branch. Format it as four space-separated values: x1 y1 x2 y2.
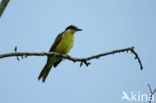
0 46 143 70
0 0 10 18
148 84 156 103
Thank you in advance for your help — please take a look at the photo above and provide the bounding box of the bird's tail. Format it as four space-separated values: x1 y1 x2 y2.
38 62 53 83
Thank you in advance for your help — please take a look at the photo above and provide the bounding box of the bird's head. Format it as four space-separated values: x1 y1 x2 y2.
65 25 82 33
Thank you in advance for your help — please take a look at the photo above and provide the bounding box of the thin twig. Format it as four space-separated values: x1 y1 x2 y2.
0 46 143 70
0 0 10 18
148 84 153 94
148 84 156 103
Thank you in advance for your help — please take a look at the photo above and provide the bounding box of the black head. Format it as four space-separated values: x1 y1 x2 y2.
65 25 82 32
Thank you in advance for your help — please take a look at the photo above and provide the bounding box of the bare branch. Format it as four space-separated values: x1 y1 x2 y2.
0 0 10 18
148 84 156 103
0 46 143 70
148 84 153 94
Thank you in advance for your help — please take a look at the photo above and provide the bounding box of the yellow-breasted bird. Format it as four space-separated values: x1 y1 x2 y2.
38 25 82 82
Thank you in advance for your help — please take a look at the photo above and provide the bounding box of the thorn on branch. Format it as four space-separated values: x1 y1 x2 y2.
24 55 27 58
80 62 83 67
82 60 91 67
86 62 91 66
17 56 19 61
14 46 20 61
14 46 17 52
96 57 100 59
80 61 91 67
21 56 24 59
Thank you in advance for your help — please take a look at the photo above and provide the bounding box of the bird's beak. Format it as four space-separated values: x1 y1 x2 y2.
77 28 82 31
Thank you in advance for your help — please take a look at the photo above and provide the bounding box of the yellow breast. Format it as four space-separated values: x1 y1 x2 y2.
54 31 74 54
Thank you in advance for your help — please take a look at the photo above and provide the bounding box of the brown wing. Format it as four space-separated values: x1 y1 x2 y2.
49 32 63 52
49 32 63 68
53 59 63 68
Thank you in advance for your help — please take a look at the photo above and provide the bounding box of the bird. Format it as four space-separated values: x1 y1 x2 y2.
38 25 82 82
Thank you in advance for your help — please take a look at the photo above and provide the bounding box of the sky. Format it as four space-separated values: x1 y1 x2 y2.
0 0 156 103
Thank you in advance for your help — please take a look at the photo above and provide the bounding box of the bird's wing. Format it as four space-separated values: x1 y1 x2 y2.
49 32 63 52
48 32 63 68
53 59 63 67
38 33 63 82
